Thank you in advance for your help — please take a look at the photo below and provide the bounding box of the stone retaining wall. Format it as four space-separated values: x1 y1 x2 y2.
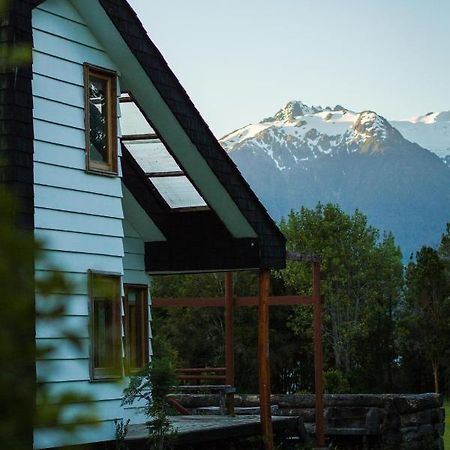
172 393 445 449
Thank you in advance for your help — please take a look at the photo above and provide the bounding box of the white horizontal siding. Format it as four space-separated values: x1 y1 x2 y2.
36 293 89 316
38 380 130 403
36 167 122 200
35 209 124 237
122 253 145 272
32 3 142 448
34 97 84 129
37 338 90 360
32 74 84 109
35 421 117 450
36 250 124 274
36 229 123 257
34 141 85 170
36 316 89 339
33 7 100 50
33 29 114 70
33 51 83 85
36 270 89 294
37 359 90 383
35 187 124 218
36 1 87 24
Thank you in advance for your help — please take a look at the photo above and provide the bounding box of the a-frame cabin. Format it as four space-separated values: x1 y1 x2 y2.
0 0 286 448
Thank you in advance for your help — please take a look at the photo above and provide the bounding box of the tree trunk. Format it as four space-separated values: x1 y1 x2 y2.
432 360 439 394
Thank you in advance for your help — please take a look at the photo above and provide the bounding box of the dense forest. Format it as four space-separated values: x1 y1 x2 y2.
152 203 450 397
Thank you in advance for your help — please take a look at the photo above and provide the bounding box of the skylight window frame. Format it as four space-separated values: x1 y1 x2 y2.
119 93 210 212
84 63 118 176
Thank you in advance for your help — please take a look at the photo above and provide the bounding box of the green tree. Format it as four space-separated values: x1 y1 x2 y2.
277 203 403 392
400 246 450 393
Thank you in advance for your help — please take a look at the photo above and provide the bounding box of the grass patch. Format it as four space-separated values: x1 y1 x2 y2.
445 399 450 449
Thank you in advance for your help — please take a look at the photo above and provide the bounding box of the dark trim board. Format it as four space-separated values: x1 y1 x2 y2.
146 238 260 274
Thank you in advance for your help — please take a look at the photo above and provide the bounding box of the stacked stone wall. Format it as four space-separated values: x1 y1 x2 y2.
172 393 445 449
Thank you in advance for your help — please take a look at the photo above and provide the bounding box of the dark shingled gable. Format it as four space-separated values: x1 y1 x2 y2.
0 2 35 449
0 0 34 231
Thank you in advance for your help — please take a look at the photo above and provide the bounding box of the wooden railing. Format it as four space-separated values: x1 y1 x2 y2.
176 367 226 384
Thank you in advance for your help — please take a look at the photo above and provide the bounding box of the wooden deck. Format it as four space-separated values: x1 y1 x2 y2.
127 415 305 445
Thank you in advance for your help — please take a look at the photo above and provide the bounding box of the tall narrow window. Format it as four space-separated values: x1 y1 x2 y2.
89 272 121 380
124 285 149 373
84 64 118 174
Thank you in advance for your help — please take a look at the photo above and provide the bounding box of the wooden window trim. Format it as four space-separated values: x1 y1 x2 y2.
123 284 149 375
88 271 122 382
84 63 118 176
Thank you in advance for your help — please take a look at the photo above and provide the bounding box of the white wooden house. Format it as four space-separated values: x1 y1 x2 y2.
0 0 286 448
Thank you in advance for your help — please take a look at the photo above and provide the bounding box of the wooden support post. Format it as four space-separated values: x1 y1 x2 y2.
224 272 235 415
313 261 325 447
258 269 273 450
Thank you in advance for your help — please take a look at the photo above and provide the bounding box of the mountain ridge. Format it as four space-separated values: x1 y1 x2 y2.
221 100 450 258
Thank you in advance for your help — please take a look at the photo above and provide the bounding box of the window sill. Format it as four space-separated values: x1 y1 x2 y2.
86 166 119 178
89 374 123 383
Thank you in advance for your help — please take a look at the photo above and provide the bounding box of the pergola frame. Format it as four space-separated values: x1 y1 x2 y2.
152 254 325 449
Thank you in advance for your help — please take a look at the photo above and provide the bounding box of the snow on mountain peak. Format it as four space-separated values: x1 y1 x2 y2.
407 110 450 125
221 103 392 152
266 100 323 122
220 101 450 168
391 110 450 160
350 111 391 142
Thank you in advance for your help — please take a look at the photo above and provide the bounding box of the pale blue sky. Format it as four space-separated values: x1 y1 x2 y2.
128 0 450 137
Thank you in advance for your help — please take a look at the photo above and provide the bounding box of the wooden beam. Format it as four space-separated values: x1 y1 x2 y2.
122 133 160 141
286 251 321 263
152 297 225 308
258 269 273 450
224 272 235 415
146 171 184 178
176 367 226 373
152 295 313 308
313 261 325 447
236 295 313 307
176 374 226 381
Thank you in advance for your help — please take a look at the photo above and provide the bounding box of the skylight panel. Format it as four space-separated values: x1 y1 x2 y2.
149 176 207 209
120 98 155 137
124 140 181 174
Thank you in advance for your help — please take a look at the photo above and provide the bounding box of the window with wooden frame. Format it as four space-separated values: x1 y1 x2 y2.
124 285 149 373
89 272 122 380
84 64 118 174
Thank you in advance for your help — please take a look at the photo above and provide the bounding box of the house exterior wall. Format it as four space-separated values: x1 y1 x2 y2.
33 1 149 447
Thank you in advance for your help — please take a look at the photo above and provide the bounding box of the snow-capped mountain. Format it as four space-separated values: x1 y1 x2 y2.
222 101 450 167
220 101 450 258
392 111 450 161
